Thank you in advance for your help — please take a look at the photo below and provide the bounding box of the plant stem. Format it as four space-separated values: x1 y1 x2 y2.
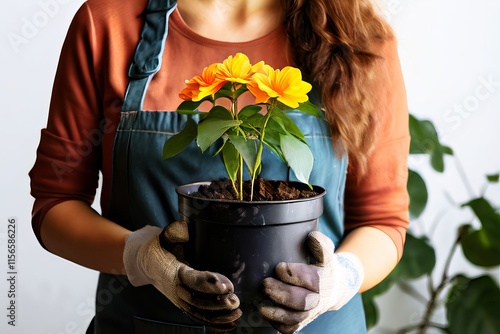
250 103 274 201
425 207 450 241
397 324 420 333
239 154 243 200
417 234 460 333
398 322 448 334
230 84 244 201
249 180 255 201
454 155 476 198
398 282 428 305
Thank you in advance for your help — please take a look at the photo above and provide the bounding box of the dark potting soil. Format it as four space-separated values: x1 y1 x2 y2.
191 178 319 201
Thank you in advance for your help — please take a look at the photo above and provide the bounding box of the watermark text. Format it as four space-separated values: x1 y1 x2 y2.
6 217 18 326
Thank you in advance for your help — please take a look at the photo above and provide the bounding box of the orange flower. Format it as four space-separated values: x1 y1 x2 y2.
216 53 255 85
247 62 274 104
179 63 226 101
248 66 312 108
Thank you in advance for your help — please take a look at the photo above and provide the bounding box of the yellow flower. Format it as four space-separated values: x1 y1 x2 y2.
216 53 255 85
179 63 226 101
248 66 312 108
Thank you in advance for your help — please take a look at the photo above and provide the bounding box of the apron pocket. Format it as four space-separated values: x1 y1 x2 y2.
132 316 205 334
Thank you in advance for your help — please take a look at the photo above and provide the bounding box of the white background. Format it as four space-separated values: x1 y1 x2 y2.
0 0 499 333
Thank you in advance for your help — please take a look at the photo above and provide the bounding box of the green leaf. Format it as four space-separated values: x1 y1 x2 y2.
208 105 233 120
238 105 262 120
176 100 206 114
409 114 452 172
241 112 265 132
162 118 198 159
266 117 289 136
197 117 242 152
463 198 500 242
280 134 313 185
233 85 249 99
395 233 436 279
227 134 259 175
447 275 500 334
259 119 289 162
431 148 445 173
409 115 436 154
461 229 500 267
272 108 307 143
442 145 454 155
262 132 286 163
294 100 324 117
214 82 234 100
221 141 239 183
487 174 500 183
407 169 428 219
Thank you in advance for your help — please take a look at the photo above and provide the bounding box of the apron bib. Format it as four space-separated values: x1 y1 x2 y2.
88 0 366 332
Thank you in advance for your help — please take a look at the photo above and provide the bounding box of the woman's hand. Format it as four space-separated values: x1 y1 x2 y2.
123 222 242 330
259 231 364 334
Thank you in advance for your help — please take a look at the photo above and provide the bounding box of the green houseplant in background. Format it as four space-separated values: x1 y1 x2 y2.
363 114 500 334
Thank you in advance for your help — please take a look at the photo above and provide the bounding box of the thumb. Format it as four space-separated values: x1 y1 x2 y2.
162 220 189 243
307 231 335 265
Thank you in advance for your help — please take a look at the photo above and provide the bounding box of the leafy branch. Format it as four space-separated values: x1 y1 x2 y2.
363 114 500 334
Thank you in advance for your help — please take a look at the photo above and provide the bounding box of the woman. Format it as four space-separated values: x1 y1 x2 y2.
29 0 409 333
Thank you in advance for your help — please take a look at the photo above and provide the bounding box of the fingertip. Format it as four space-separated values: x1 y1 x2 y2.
224 293 240 310
214 273 235 294
275 323 302 334
309 230 334 247
303 292 320 311
257 304 276 320
262 276 279 290
307 232 334 262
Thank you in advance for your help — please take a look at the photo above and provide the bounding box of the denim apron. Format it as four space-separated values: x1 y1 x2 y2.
88 0 366 333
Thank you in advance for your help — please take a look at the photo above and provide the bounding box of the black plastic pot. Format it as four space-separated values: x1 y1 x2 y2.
177 180 326 333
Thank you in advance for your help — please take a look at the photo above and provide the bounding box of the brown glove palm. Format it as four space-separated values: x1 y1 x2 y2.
123 222 242 330
259 231 364 333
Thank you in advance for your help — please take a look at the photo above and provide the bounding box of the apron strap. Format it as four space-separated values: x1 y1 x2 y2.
122 0 177 112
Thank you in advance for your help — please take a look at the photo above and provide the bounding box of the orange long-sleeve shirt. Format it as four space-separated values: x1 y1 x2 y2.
29 0 410 256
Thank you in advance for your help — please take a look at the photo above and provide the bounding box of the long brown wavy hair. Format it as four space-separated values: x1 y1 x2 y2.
282 0 394 175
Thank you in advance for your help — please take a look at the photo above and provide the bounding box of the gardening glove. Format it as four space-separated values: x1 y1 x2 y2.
123 222 242 330
259 231 364 334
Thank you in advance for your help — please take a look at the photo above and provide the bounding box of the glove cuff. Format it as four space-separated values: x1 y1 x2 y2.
123 225 162 286
330 252 365 310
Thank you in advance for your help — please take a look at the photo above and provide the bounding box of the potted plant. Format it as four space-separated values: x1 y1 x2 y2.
163 53 327 329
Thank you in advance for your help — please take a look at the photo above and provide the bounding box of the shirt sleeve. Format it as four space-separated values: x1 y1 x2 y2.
343 37 410 260
29 2 102 248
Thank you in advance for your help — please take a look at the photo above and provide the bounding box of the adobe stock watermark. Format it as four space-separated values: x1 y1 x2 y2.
440 75 499 141
381 0 403 23
7 0 73 53
45 297 94 334
406 75 499 173
6 217 18 327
